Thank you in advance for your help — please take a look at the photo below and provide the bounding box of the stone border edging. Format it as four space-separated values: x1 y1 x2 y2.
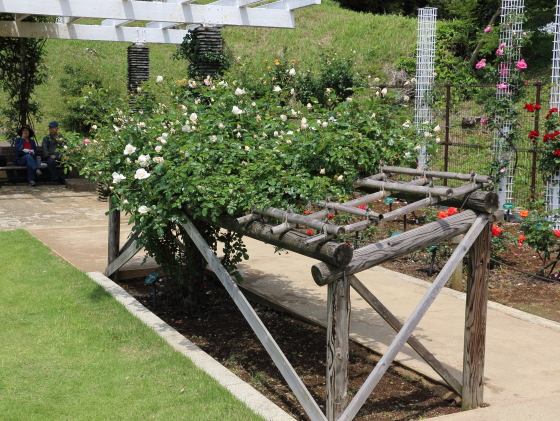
371 266 560 333
87 271 295 421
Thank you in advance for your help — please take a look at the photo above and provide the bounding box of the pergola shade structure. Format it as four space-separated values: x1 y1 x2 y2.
0 0 320 44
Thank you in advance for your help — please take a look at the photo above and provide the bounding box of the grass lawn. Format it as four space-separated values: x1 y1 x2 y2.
0 230 265 421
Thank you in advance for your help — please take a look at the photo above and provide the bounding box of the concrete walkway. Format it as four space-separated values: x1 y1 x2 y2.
2 183 560 420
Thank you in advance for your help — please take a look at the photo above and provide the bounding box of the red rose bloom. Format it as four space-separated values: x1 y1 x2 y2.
447 207 457 215
554 150 560 156
306 230 313 235
438 211 449 219
491 225 503 236
554 230 560 239
358 204 367 210
327 214 334 219
520 210 529 217
304 209 311 214
518 235 526 244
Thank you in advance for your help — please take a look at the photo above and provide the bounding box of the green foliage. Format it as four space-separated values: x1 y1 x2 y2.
0 14 52 140
174 29 234 79
62 72 430 306
537 108 560 174
520 211 560 276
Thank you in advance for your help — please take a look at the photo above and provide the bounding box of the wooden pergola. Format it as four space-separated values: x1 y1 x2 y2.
0 0 320 44
106 165 501 421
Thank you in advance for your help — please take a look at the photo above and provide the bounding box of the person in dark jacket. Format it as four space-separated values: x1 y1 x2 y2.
42 121 65 184
14 125 42 186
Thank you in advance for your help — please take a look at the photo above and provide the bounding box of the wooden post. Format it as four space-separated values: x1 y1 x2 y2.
450 235 463 291
462 222 491 410
108 198 120 282
326 275 350 421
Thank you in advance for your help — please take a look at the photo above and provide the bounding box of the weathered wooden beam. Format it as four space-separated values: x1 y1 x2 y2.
311 210 479 286
462 222 491 410
326 276 350 421
107 205 120 281
257 206 345 236
370 190 499 214
337 214 490 421
355 178 454 198
104 237 142 278
380 165 493 184
349 275 462 396
180 214 328 421
184 207 353 267
269 177 430 236
316 201 382 221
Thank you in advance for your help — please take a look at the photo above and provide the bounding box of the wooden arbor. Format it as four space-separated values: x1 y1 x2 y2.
106 165 500 421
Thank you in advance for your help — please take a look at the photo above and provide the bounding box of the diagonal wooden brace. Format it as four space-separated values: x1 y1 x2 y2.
337 213 490 421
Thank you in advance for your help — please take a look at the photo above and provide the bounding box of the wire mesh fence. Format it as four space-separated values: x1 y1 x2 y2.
418 82 552 208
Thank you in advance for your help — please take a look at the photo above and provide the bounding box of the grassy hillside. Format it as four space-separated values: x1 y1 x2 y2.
32 0 416 131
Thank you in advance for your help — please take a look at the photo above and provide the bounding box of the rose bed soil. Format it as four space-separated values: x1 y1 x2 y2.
120 275 461 421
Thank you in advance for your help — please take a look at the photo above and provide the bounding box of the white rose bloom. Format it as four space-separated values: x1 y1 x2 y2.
414 145 422 151
273 131 279 137
424 131 432 138
403 95 410 102
375 91 380 97
307 103 312 109
126 157 131 164
286 130 294 135
234 88 246 95
404 152 411 158
138 205 149 214
155 145 162 153
373 77 380 83
291 109 297 116
337 175 344 181
138 154 151 167
112 172 126 184
137 122 146 128
124 144 137 155
433 125 441 132
371 113 376 118
156 75 164 83
153 157 164 164
210 135 217 142
346 97 352 102
136 86 142 93
290 88 295 95
273 86 281 92
232 106 243 115
288 68 296 76
134 168 151 180
381 87 388 97
402 120 411 128
91 125 97 130
244 146 250 151
218 123 225 129
320 168 326 174
404 80 410 86
280 114 288 121
182 125 191 132
436 137 441 143
160 138 167 144
236 132 242 138
286 139 292 144
190 113 197 123
322 122 328 128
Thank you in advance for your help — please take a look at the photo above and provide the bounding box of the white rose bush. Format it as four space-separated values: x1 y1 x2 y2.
63 75 428 309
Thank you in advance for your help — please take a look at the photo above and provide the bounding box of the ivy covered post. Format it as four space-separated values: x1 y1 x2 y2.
414 7 437 170
545 0 560 224
492 0 525 204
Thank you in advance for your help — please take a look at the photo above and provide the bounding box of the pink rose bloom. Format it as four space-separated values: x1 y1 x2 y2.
516 59 527 70
481 118 488 126
484 26 492 33
82 138 91 144
497 83 507 89
500 43 506 48
475 59 486 69
496 48 504 56
498 63 510 77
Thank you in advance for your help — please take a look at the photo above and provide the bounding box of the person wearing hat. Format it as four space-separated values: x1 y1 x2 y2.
42 121 65 184
14 125 42 186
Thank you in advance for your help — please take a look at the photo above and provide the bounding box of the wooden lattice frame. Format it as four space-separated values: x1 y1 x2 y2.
106 166 501 421
0 0 320 44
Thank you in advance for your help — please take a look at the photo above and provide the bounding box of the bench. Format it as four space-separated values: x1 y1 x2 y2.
0 146 64 183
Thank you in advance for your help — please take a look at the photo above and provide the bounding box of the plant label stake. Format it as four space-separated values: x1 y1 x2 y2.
503 202 514 222
145 271 159 310
385 197 395 212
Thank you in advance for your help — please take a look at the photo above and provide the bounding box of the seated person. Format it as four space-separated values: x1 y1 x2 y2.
14 125 42 187
42 121 65 184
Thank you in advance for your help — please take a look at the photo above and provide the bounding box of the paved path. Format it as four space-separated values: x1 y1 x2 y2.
2 183 560 420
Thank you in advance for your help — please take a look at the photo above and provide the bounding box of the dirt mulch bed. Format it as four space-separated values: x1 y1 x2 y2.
120 276 461 421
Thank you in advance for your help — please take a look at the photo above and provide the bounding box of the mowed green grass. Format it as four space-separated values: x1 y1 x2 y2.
0 230 265 421
34 0 416 128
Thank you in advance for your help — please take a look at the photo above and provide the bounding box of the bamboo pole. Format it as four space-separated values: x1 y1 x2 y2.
380 165 493 184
